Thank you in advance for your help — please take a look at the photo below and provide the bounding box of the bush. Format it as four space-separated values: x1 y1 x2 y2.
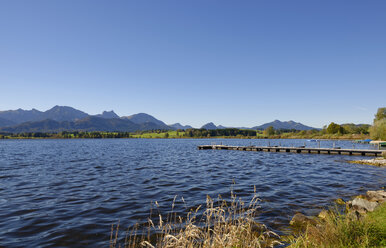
370 119 386 140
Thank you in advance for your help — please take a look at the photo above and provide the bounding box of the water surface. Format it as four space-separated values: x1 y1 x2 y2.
0 139 385 247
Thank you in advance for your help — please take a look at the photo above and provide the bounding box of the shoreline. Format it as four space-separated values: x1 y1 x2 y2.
0 136 374 140
286 189 386 247
348 157 386 167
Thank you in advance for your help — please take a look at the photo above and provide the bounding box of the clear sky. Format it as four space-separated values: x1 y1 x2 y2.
0 1 385 128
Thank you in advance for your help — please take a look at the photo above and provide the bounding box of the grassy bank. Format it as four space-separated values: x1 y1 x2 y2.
287 202 386 248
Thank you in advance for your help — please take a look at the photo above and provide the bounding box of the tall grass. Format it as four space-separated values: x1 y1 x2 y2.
110 191 282 248
286 203 386 248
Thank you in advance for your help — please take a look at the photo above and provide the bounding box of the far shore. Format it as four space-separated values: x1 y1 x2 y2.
0 134 375 140
0 136 376 141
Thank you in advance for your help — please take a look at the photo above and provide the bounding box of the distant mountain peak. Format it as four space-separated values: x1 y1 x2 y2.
96 110 119 119
44 106 88 122
122 113 171 130
201 122 218 130
49 105 74 110
253 120 316 130
168 123 193 130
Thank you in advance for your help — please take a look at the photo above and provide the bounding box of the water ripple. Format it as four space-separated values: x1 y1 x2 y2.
0 139 384 247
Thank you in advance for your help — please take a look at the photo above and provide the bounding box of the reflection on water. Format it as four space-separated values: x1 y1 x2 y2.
0 139 384 247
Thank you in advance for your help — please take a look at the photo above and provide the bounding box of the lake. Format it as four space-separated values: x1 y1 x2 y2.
0 139 385 247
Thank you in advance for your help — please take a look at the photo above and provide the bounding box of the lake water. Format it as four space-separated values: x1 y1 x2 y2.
0 139 385 247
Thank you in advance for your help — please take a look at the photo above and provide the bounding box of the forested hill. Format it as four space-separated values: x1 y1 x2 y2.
0 117 170 133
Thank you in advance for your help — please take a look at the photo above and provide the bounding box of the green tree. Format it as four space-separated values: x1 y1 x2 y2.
370 107 386 140
186 130 193 137
326 122 345 134
374 107 386 121
370 119 386 140
264 126 275 136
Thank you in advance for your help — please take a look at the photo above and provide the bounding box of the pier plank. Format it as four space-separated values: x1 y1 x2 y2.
198 145 382 157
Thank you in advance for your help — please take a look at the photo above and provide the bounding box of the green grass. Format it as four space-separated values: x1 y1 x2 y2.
287 202 386 248
131 131 186 139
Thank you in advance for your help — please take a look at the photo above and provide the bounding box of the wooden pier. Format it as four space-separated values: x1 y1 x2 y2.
198 145 383 157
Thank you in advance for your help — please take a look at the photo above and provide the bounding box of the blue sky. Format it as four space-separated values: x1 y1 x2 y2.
0 1 385 128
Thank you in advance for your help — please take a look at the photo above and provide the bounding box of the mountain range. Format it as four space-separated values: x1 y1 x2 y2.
122 113 171 130
200 120 316 131
169 123 193 130
253 120 316 130
0 106 318 133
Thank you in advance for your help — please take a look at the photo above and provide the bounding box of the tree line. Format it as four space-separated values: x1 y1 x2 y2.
183 128 257 138
0 131 132 139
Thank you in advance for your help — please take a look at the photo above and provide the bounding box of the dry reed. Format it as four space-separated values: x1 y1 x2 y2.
110 190 282 248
